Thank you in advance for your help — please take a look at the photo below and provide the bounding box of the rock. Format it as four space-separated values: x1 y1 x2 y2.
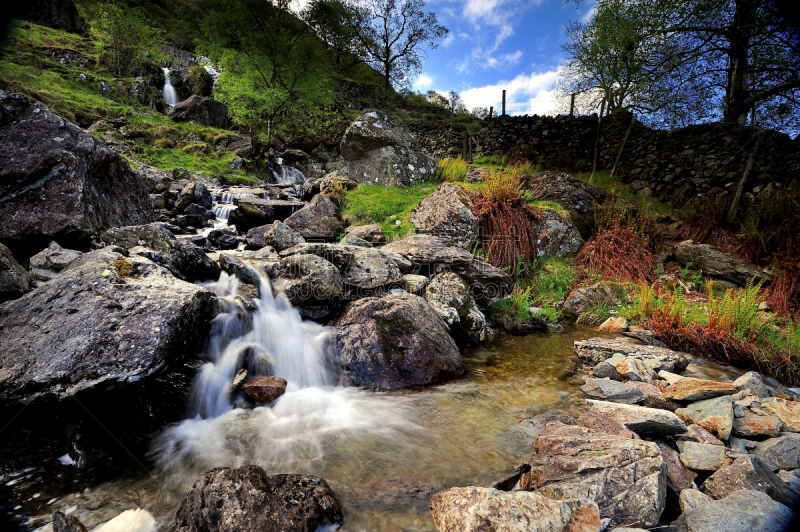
659 370 685 384
339 234 370 247
676 396 735 440
521 422 666 527
29 241 83 274
733 372 775 398
521 171 609 239
280 243 403 290
577 410 629 435
593 359 623 380
664 378 738 402
241 376 287 404
598 317 628 333
207 229 239 250
168 95 229 128
400 274 428 294
562 282 621 320
679 489 712 512
580 378 646 404
659 443 698 492
425 272 472 318
517 413 578 442
533 208 585 258
682 424 725 446
339 110 438 187
382 234 512 295
409 184 477 249
753 434 800 471
175 180 213 212
586 399 688 435
269 254 342 305
0 93 152 246
229 198 304 231
0 249 214 405
318 172 358 195
172 466 342 532
629 381 682 411
97 223 220 281
732 415 781 438
702 456 797 507
345 224 386 243
52 509 87 532
429 486 600 532
728 436 749 454
676 441 736 471
761 398 800 432
228 368 249 397
245 224 271 248
675 240 768 288
574 337 691 373
334 293 463 389
0 242 31 301
672 489 793 532
614 356 658 383
263 220 306 251
22 0 88 34
284 194 345 241
218 254 261 289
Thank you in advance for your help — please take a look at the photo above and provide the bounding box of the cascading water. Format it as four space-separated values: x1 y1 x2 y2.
272 158 307 184
212 192 254 225
162 67 178 107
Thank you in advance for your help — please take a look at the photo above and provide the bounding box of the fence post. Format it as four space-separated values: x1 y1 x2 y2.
590 99 606 182
489 106 493 118
502 90 506 116
462 128 468 160
570 93 575 117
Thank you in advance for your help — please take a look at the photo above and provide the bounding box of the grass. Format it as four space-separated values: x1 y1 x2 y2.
438 157 468 182
574 170 672 216
526 258 578 307
342 181 439 239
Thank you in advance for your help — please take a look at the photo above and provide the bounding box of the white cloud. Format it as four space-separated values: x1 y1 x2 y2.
414 74 435 90
460 70 559 116
580 0 597 23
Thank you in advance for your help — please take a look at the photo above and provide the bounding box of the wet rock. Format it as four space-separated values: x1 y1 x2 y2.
219 254 261 290
679 489 712 512
280 243 403 290
702 456 797 507
345 224 386 243
659 443 698 492
521 171 609 239
284 194 345 241
97 223 220 281
533 208 585 258
753 434 800 471
580 378 646 404
29 241 82 273
664 378 738 402
168 95 229 128
676 441 737 471
598 317 628 333
574 337 691 373
676 396 735 440
672 489 793 532
52 510 87 532
400 274 428 294
175 180 213 212
733 371 775 398
241 376 287 404
675 240 768 288
0 242 30 301
228 198 304 231
263 220 306 251
562 282 622 320
269 254 342 305
522 422 666 527
517 413 578 442
409 183 477 249
732 414 781 438
586 399 688 435
429 486 600 532
0 92 152 246
207 229 239 250
0 249 214 405
172 466 342 532
228 368 249 397
334 293 463 389
339 110 438 187
761 397 800 432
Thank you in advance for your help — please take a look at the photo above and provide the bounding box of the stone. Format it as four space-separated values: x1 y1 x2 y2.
207 229 238 250
672 489 794 532
318 172 358 195
733 371 775 398
659 370 685 384
0 92 152 246
702 456 797 508
761 397 800 432
728 436 749 454
532 208 585 258
676 396 735 440
228 198 304 231
429 486 600 532
29 241 82 273
676 441 736 471
52 510 87 532
409 184 478 249
339 234 370 247
339 110 438 187
263 220 306 251
97 223 220 282
168 95 229 128
520 171 609 239
679 489 712 512
580 378 646 404
334 293 463 389
598 317 628 333
175 180 213 212
218 254 262 289
659 443 698 492
228 368 249 397
577 410 628 435
0 249 214 405
241 376 287 404
280 243 404 290
0 242 31 301
586 399 688 435
172 466 342 532
522 422 666 527
284 194 345 241
269 254 342 305
22 0 88 34
400 274 428 294
517 413 578 443
664 378 738 402
629 381 682 412
732 414 781 438
614 356 658 383
593 360 623 380
675 240 768 288
345 224 386 243
753 434 800 471
245 224 271 248
562 282 622 320
682 424 725 446
573 337 691 373
425 272 472 318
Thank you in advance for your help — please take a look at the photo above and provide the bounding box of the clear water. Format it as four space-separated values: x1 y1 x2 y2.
162 68 178 107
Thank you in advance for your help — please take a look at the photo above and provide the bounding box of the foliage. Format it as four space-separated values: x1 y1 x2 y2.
342 181 437 238
91 3 165 77
479 165 524 204
526 258 578 307
438 157 468 182
303 0 366 77
574 170 672 216
490 287 556 334
576 301 614 326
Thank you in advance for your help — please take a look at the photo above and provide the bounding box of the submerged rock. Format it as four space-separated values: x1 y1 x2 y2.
671 490 793 532
409 183 478 249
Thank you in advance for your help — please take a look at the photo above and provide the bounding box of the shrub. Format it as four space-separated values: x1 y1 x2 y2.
438 157 468 182
490 287 554 333
471 192 542 273
479 166 524 204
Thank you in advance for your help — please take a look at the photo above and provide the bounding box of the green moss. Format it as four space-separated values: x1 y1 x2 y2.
342 182 439 239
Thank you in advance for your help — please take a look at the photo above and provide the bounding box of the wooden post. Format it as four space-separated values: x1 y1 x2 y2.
462 128 468 160
728 129 765 223
590 99 606 182
489 106 493 118
610 114 636 179
502 90 506 116
570 93 575 117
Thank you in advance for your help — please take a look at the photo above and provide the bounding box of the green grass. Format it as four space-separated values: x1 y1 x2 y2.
342 181 439 239
525 258 578 307
574 170 672 216
438 157 468 182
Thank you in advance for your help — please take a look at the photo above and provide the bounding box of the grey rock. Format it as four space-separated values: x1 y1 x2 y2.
682 424 725 446
562 282 622 320
29 241 82 273
586 399 688 435
732 414 781 438
679 489 712 512
280 243 404 290
580 378 647 404
672 490 793 532
52 510 87 532
533 208 585 258
344 224 386 243
269 254 342 305
245 224 271 248
410 183 477 249
754 434 800 471
175 180 213 212
218 254 262 290
676 396 735 441
761 398 800 433
339 234 371 247
734 371 775 398
0 242 30 301
400 274 428 294
263 220 306 251
676 441 739 471
284 194 345 241
702 456 798 508
659 443 698 492
168 95 229 128
675 240 768 288
425 272 472 318
574 337 691 373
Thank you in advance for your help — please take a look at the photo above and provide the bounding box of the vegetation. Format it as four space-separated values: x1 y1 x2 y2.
438 157 468 182
341 181 438 238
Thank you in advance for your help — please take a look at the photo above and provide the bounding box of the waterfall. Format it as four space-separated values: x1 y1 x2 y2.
212 192 254 224
272 166 306 184
162 68 178 107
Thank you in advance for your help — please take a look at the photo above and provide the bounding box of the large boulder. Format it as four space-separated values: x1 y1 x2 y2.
521 422 667 527
0 248 215 405
675 240 768 288
671 490 794 532
701 456 797 507
175 180 213 212
430 486 600 532
172 466 343 532
521 171 609 239
263 220 305 251
96 223 220 281
0 242 30 301
284 194 345 241
334 293 464 389
533 208 585 258
409 184 478 249
229 198 304 231
21 0 88 34
168 95 229 129
29 241 83 274
0 92 152 247
339 110 438 187
269 254 343 305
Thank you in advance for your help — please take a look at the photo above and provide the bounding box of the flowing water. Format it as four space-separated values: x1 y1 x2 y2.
211 192 254 226
272 163 306 184
162 68 178 107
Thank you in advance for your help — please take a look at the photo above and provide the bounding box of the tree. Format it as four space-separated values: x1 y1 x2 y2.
346 0 448 92
303 0 366 77
93 3 163 77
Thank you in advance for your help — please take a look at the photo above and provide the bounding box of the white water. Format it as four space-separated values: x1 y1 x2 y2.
272 165 306 184
162 68 178 107
212 192 254 225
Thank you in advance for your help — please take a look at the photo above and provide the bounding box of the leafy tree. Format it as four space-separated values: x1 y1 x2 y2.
92 3 163 77
303 0 366 77
346 0 448 92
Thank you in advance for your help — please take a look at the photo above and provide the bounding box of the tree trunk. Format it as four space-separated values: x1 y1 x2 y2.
384 63 391 94
724 0 759 125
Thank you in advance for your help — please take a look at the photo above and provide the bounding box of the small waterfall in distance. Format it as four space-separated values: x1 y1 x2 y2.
162 67 178 107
